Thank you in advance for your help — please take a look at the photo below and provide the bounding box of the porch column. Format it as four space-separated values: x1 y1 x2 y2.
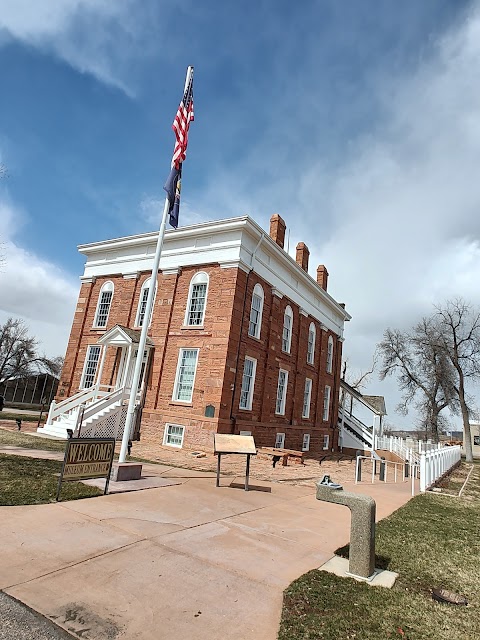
123 346 133 394
95 345 108 387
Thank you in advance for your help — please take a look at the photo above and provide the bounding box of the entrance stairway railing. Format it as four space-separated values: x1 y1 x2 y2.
338 407 374 449
38 384 133 440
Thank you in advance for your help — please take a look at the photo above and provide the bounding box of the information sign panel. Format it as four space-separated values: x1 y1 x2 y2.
56 437 115 500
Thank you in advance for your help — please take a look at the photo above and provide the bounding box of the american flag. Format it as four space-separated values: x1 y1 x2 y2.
171 69 194 169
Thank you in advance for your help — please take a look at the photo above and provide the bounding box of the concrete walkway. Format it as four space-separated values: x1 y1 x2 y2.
0 453 414 640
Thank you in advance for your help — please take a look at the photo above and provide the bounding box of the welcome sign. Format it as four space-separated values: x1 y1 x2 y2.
57 437 116 500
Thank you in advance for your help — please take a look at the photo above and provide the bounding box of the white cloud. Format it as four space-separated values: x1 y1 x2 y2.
0 0 145 94
139 194 207 229
186 3 480 427
303 6 480 424
0 199 78 357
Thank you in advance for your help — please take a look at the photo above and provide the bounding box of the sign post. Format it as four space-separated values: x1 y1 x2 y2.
56 437 116 501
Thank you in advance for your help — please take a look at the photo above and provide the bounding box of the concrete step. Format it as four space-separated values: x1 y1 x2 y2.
37 423 69 439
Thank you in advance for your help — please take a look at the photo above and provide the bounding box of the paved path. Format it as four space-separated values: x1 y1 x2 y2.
0 451 414 640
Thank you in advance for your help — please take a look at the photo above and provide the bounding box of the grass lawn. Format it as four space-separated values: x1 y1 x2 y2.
279 461 480 640
0 453 103 505
0 427 67 452
0 412 42 423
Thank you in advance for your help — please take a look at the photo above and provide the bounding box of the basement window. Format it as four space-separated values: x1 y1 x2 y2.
163 424 185 448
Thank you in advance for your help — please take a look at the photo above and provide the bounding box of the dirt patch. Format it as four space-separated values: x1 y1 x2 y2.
130 441 362 487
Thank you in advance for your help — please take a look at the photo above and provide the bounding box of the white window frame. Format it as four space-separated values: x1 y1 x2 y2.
282 305 293 353
163 423 185 448
239 356 257 411
93 281 114 328
322 434 330 450
323 385 331 421
326 336 334 373
275 369 288 415
80 345 102 389
135 278 156 328
172 348 199 403
248 284 264 339
302 378 312 419
302 433 311 452
275 432 285 449
307 322 316 365
185 272 209 327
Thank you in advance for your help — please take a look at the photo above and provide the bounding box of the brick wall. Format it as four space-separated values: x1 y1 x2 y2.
225 270 342 455
57 262 343 456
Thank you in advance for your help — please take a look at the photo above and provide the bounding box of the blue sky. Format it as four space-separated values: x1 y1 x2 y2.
1 0 480 429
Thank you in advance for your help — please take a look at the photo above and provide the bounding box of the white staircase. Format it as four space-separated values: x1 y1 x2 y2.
38 384 131 440
338 407 374 451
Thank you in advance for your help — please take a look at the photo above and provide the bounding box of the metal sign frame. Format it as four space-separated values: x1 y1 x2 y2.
56 437 116 501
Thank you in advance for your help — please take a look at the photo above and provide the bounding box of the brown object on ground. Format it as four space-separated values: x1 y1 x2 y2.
258 447 305 466
431 588 468 605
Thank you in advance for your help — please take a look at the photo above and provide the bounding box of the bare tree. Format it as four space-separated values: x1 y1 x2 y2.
341 354 378 415
378 318 456 442
432 299 480 462
0 318 62 385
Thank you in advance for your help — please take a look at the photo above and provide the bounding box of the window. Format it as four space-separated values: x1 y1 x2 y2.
239 357 257 410
307 322 316 365
94 281 114 328
81 345 102 389
248 284 264 339
275 432 285 449
185 272 208 326
326 336 334 373
136 278 155 327
163 424 185 448
302 378 312 419
322 434 330 450
282 306 293 353
302 433 311 452
276 369 288 415
173 348 199 402
323 385 331 421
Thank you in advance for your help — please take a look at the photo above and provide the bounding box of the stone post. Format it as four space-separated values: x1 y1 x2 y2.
316 476 376 580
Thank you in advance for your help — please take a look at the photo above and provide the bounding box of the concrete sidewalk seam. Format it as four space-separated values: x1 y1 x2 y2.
2 538 146 592
146 536 285 589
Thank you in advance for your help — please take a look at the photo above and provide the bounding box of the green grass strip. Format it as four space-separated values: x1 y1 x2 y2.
0 453 103 505
0 428 67 452
280 463 480 640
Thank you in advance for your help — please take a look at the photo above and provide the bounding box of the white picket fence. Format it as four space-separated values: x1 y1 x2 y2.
370 435 462 494
419 446 462 492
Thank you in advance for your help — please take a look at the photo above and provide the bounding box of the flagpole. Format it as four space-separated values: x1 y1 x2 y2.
119 66 194 464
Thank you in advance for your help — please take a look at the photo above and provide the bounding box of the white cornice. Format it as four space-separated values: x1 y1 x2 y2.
77 215 351 335
219 259 251 273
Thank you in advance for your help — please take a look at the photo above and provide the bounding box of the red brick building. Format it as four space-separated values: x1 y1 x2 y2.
39 214 350 455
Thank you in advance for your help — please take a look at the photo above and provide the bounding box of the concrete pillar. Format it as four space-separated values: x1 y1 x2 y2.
316 478 376 579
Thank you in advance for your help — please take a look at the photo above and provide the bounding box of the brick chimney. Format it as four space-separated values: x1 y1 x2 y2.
269 214 286 249
317 265 329 290
295 242 310 272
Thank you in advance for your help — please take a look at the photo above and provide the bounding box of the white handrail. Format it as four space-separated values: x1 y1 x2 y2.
81 387 127 422
46 383 116 425
376 435 420 463
355 455 418 496
338 408 373 446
